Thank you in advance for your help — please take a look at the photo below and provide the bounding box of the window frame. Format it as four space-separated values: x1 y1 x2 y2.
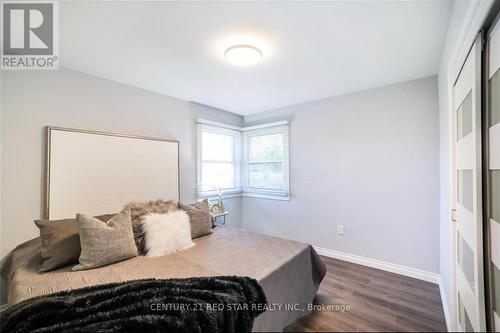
196 119 290 201
196 122 242 198
242 125 290 199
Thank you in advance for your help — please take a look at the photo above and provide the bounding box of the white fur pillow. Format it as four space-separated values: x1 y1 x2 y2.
141 210 193 257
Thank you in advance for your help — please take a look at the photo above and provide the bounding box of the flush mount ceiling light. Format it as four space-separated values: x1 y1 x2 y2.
224 45 263 66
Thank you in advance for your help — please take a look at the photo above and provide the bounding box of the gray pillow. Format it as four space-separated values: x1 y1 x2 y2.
35 214 115 272
179 199 213 239
73 209 138 271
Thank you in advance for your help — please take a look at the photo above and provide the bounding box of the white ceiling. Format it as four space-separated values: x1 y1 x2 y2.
60 1 453 115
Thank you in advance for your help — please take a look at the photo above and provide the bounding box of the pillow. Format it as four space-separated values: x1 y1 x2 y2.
34 214 115 272
179 200 213 239
141 210 193 257
124 200 178 253
73 209 138 271
194 199 216 227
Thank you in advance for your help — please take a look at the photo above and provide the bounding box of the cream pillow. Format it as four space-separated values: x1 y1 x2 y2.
141 210 194 257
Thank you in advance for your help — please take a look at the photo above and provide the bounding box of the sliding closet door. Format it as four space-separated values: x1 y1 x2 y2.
453 35 486 332
486 15 500 331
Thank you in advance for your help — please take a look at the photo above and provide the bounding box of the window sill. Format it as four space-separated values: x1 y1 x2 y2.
197 192 290 202
241 192 290 201
197 192 242 201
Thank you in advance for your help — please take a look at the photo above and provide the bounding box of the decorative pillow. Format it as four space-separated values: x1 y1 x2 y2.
194 199 216 227
124 200 178 253
73 209 138 271
179 200 213 239
141 210 193 257
34 214 115 272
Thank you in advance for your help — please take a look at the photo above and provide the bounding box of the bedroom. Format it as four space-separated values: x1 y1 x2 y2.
0 0 499 332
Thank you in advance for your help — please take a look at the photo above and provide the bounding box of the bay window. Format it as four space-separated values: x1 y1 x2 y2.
196 119 289 200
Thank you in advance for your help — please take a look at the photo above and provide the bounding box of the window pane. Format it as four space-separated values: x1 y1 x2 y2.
457 92 473 141
202 162 234 190
249 133 283 161
249 162 283 190
202 131 234 162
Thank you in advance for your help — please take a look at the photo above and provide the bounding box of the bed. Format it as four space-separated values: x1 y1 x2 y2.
2 127 326 331
3 227 326 331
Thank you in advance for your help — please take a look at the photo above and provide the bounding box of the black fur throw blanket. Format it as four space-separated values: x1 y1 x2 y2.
1 276 267 332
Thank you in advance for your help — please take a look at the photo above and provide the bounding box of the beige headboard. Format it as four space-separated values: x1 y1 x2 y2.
44 127 180 219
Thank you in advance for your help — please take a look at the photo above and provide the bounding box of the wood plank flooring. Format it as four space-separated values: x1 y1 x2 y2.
286 256 447 332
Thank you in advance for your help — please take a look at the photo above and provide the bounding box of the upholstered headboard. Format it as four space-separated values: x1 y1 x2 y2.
44 127 180 219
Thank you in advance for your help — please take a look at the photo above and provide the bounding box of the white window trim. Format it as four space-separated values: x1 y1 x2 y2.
196 119 290 201
197 118 243 131
198 191 243 201
197 119 289 131
242 192 290 201
242 120 289 131
196 121 241 197
242 124 290 198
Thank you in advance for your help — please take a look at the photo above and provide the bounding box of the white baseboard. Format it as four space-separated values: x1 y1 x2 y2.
439 276 451 332
314 246 440 284
313 246 452 331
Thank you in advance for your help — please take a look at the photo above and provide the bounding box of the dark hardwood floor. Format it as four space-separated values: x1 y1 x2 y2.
286 256 447 332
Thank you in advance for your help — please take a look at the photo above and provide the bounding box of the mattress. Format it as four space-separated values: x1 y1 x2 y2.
2 227 326 332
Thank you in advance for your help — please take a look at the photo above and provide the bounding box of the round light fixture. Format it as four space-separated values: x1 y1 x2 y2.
224 45 263 66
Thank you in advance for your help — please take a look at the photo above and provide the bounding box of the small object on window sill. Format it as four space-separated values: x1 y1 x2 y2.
211 211 229 225
210 203 221 215
217 188 225 213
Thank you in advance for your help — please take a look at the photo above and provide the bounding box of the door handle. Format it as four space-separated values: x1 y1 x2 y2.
451 209 457 222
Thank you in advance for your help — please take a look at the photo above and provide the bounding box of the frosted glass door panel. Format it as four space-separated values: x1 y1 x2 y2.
490 70 500 127
458 169 474 212
458 92 473 141
458 232 476 291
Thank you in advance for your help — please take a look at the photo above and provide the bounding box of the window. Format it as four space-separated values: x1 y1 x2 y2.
196 119 289 200
196 122 241 197
243 125 289 198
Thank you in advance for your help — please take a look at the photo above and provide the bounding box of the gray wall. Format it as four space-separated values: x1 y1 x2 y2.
1 67 441 276
242 76 440 273
0 68 243 256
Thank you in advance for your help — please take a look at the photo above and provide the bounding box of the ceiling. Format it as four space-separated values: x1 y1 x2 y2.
60 1 453 115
